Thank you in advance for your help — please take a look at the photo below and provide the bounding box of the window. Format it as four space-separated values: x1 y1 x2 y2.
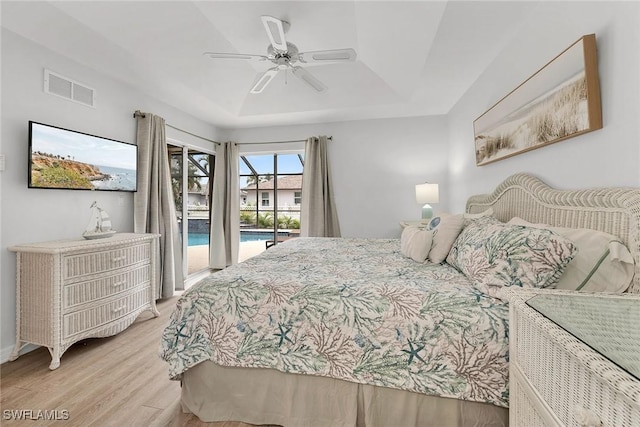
239 153 304 254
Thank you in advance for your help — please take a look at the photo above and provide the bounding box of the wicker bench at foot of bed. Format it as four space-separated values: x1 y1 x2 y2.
181 361 508 427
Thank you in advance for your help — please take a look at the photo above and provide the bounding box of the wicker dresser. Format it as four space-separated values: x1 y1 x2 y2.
505 288 640 427
8 233 160 369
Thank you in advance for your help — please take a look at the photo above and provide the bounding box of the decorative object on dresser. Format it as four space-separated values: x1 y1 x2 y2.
474 34 602 166
505 288 640 427
8 233 160 369
415 182 439 222
82 201 116 239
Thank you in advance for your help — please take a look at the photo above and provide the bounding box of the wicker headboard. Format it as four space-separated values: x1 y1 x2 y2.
466 173 640 294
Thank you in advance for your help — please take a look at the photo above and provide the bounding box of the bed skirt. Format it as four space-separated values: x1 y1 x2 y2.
181 361 508 427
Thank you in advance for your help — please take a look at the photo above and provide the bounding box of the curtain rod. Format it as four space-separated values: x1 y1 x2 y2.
166 123 220 145
237 136 332 145
133 110 221 145
133 110 332 146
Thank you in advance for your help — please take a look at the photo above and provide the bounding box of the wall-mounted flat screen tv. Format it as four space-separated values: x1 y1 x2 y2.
28 121 137 192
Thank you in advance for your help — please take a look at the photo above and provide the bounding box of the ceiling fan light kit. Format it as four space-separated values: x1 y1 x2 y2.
205 15 357 94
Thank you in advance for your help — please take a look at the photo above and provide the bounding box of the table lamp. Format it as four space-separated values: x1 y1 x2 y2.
415 183 439 223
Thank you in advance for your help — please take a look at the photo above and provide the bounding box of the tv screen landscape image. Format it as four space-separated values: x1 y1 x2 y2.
28 121 137 192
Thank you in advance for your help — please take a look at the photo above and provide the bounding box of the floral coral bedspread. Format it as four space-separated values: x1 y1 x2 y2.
160 237 510 407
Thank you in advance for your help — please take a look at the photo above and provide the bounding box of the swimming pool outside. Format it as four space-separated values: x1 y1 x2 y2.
187 230 292 246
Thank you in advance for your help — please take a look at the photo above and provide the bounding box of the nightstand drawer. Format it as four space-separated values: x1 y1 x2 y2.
514 311 640 427
510 368 554 427
63 286 151 339
507 289 640 427
63 264 151 309
63 243 151 280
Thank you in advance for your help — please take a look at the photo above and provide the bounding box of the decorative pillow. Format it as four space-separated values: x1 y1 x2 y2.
400 226 434 263
446 219 577 299
507 217 635 293
427 213 465 263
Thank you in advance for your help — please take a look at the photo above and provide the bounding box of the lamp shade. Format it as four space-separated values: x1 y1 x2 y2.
415 183 439 204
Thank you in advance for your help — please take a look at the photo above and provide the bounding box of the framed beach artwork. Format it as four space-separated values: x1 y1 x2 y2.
474 34 602 166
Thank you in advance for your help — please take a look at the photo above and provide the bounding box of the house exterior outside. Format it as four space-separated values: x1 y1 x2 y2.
188 187 209 208
241 175 302 221
187 186 210 233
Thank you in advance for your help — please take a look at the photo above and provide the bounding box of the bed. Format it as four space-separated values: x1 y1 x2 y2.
160 173 640 427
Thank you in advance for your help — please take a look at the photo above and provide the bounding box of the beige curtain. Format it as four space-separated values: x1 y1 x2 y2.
134 112 183 298
210 142 240 268
301 136 341 237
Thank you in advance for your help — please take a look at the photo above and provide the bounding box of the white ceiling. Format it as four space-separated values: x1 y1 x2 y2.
1 1 539 129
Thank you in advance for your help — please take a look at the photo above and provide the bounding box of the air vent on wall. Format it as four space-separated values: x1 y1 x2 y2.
44 69 95 108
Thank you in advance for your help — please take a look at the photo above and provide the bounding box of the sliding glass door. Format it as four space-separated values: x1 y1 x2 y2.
239 152 303 260
168 144 214 277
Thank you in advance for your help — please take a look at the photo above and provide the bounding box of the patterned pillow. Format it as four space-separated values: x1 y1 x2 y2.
507 217 635 293
446 218 577 299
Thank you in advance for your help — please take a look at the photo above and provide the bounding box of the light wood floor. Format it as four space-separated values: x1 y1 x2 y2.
0 296 269 427
188 242 267 274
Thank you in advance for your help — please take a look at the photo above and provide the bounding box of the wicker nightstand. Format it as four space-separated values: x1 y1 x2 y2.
504 288 640 427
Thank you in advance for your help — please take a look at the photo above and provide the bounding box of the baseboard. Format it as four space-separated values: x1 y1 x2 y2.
0 343 40 365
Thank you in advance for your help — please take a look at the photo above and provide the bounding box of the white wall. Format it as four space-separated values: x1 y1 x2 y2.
447 1 640 211
0 29 221 361
224 115 449 238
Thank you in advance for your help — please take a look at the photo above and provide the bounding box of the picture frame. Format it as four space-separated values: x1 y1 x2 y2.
28 121 138 192
474 34 602 166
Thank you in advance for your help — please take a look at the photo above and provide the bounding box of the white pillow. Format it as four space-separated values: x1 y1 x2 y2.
426 213 465 263
507 217 635 292
400 226 434 263
463 207 494 225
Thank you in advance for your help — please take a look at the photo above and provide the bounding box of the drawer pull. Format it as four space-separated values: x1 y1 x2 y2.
112 281 126 288
111 256 126 263
112 306 127 314
574 406 602 427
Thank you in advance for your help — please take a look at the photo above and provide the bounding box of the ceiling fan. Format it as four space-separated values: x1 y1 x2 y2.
204 15 357 94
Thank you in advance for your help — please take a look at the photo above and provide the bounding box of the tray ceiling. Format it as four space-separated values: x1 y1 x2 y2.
1 1 538 128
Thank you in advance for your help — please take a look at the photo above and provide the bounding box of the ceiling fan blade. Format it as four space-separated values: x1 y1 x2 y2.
204 52 267 61
299 48 357 63
291 66 327 92
261 15 288 52
250 68 279 94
